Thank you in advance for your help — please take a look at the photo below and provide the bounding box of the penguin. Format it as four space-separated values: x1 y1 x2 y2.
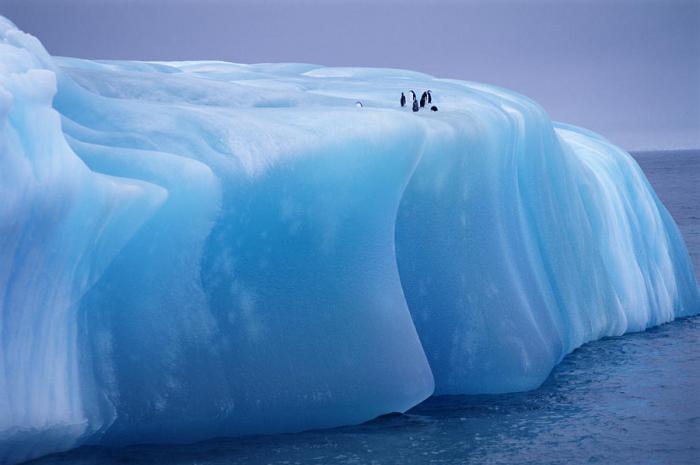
412 97 419 112
430 105 438 112
356 101 363 108
400 92 406 107
420 91 427 108
427 90 432 104
409 90 416 101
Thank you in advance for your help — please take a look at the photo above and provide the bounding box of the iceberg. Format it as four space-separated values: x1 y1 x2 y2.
0 17 698 464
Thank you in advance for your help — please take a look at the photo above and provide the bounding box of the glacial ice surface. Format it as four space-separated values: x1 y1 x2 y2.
1 17 698 464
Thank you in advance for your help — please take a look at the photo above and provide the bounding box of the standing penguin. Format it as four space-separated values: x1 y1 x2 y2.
400 92 406 107
420 91 427 108
412 96 419 112
427 90 432 104
409 90 416 102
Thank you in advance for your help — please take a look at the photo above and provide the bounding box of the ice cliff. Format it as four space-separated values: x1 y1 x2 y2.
1 18 698 464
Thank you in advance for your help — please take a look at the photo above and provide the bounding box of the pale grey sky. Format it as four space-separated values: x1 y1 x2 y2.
1 0 698 151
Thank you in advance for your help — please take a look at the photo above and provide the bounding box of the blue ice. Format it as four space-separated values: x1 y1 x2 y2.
1 17 698 465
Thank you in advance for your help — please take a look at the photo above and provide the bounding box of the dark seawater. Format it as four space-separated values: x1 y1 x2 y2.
30 151 700 465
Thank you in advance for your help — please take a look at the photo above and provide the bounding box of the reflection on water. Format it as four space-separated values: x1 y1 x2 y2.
30 151 700 465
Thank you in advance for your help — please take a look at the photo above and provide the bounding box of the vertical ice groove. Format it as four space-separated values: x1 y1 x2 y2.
0 19 166 465
396 81 700 394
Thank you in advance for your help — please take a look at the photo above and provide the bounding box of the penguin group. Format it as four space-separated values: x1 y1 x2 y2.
401 90 438 112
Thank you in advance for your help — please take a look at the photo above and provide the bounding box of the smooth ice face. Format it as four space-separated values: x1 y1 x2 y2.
1 17 698 465
0 19 434 465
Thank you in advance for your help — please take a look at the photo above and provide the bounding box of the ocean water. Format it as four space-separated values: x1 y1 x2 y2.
29 151 699 465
